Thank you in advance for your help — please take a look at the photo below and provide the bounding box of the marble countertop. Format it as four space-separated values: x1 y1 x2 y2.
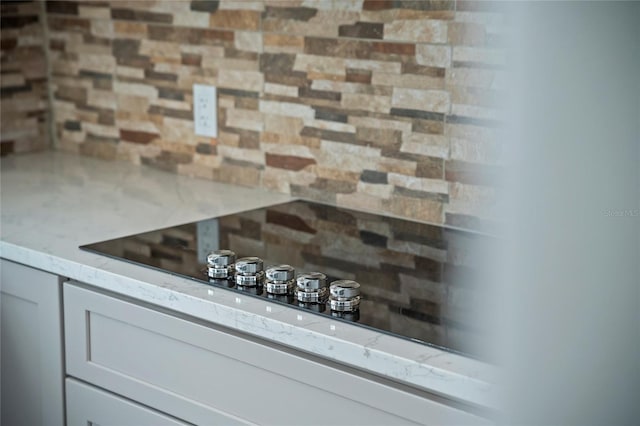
0 150 496 410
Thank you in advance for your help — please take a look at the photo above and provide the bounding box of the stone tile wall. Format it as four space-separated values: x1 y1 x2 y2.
0 1 50 155
46 0 507 231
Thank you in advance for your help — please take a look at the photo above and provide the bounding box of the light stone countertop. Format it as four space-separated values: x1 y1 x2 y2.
0 150 497 411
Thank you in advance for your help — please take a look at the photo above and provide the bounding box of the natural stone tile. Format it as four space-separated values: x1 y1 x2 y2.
400 133 449 159
391 88 450 113
371 72 444 90
341 93 391 113
416 44 451 68
266 153 316 171
209 10 260 30
339 22 384 39
217 69 263 92
382 195 443 224
263 33 305 53
259 100 314 118
388 173 448 194
264 83 298 97
384 19 447 43
235 31 263 52
448 21 485 46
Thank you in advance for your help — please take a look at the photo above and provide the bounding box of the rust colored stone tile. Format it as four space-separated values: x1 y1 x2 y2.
210 10 260 31
190 0 220 13
111 8 173 24
345 69 372 84
147 26 233 45
372 41 415 55
114 21 148 37
181 53 202 66
266 153 316 171
120 129 159 144
448 22 486 46
363 0 393 10
263 6 318 22
339 22 384 40
46 1 78 16
264 33 304 51
304 37 372 59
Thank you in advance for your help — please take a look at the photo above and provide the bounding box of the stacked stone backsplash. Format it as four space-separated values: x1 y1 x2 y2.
45 0 506 231
0 1 50 155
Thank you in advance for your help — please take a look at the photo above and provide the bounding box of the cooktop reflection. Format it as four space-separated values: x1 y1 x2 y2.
81 200 493 359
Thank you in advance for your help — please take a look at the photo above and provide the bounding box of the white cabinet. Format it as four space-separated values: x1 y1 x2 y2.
0 259 65 426
66 378 189 426
64 281 490 426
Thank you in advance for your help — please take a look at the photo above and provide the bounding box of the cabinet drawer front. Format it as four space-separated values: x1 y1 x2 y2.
64 283 489 425
66 378 189 426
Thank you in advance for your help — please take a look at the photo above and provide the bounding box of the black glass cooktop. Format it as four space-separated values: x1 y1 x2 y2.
81 200 494 359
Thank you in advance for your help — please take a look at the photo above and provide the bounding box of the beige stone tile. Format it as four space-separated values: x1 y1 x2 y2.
348 116 412 132
79 5 110 19
262 143 314 157
416 44 451 67
391 88 450 113
82 122 119 138
218 145 264 165
401 133 449 159
293 54 345 75
90 20 113 38
116 66 145 79
220 0 265 11
316 140 380 172
225 108 264 132
173 11 210 28
384 20 448 43
114 82 158 99
235 31 263 53
383 195 443 224
217 69 263 91
304 119 356 134
378 157 417 175
259 100 315 119
337 192 384 216
140 39 181 59
78 53 116 73
357 181 394 198
341 93 391 113
152 98 191 111
117 94 150 113
87 89 117 110
263 115 305 135
264 83 298 97
388 173 449 194
371 72 444 90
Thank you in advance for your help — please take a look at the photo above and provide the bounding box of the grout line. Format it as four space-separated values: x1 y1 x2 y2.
40 0 58 151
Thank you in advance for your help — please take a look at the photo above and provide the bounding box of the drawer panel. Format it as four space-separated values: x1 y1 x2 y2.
64 282 489 425
66 378 189 426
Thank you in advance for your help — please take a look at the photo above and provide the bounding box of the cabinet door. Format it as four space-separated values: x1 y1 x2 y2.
0 259 65 426
66 378 189 426
65 282 490 426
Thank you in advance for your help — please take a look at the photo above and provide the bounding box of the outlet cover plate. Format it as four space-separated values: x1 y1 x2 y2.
193 84 217 138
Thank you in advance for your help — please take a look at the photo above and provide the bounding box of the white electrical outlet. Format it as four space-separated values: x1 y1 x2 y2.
193 84 217 137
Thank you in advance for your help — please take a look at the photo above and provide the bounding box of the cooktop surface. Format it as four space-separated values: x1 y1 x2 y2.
81 200 493 359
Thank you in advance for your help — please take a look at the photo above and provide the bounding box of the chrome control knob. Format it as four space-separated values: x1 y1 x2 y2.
296 272 328 303
265 264 295 295
329 280 361 312
235 257 265 287
207 250 236 279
